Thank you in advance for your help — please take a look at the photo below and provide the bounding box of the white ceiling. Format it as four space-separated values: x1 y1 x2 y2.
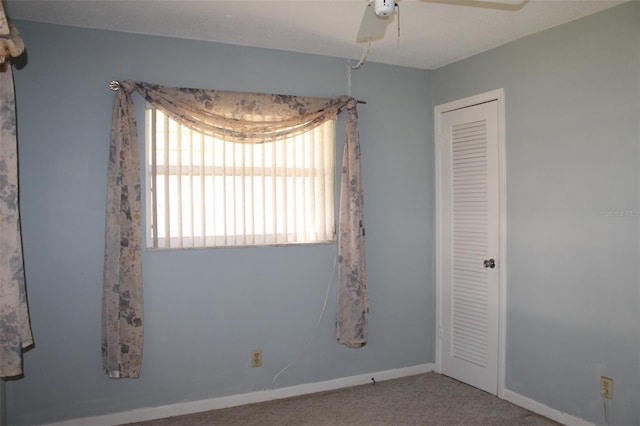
3 0 627 70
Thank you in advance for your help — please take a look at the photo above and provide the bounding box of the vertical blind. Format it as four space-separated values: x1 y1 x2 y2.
146 107 336 248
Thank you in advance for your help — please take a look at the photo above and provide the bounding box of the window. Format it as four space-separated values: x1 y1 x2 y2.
145 107 336 248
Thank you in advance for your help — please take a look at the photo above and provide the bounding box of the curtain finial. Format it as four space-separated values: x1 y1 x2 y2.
109 80 121 91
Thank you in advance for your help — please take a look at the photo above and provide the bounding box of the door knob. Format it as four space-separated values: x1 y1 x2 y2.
483 259 496 269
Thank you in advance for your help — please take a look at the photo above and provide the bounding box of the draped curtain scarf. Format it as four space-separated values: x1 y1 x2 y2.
104 81 368 377
336 105 368 348
0 19 33 377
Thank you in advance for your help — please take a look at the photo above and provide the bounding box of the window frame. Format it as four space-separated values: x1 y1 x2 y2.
144 105 338 250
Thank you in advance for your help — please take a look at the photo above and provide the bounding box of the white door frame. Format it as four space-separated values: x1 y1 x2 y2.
434 88 507 398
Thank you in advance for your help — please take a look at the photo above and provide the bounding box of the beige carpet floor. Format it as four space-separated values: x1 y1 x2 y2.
126 372 560 425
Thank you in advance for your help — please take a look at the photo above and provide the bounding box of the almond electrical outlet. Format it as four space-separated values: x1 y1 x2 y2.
251 349 262 367
600 376 613 400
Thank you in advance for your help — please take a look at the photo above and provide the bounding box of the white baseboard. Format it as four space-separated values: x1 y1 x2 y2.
48 363 435 426
503 389 593 426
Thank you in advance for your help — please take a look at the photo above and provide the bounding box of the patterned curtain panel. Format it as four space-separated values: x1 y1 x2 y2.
103 82 143 378
0 21 33 377
336 105 368 348
105 81 368 377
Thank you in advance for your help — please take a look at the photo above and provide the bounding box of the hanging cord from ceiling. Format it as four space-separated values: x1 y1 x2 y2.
347 40 372 96
349 40 372 71
396 2 400 45
271 244 338 386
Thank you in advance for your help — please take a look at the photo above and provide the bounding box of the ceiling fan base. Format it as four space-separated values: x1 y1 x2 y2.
354 0 527 43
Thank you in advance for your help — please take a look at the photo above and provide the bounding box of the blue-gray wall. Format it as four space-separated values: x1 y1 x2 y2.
7 22 434 425
433 2 640 425
6 1 640 425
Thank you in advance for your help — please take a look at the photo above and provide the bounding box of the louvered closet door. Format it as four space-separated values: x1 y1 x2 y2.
440 100 499 395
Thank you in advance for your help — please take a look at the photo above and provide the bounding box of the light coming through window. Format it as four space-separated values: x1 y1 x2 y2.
145 107 336 248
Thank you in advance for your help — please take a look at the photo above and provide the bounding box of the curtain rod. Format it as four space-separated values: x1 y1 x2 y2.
108 80 366 104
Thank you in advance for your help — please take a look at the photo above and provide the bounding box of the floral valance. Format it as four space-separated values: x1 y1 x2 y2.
117 81 356 144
